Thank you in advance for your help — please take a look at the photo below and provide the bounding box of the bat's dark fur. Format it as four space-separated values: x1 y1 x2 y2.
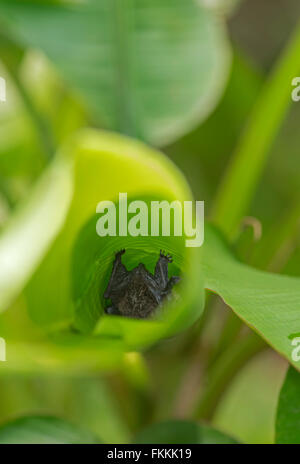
104 250 180 319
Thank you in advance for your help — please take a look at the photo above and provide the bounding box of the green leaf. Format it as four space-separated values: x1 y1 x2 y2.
0 153 72 312
72 198 202 348
134 420 239 444
0 416 100 444
0 0 231 145
72 206 185 334
276 367 300 444
202 226 300 369
25 129 204 349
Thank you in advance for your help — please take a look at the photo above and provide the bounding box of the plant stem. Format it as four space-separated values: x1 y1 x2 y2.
107 353 154 434
13 73 55 159
113 0 138 138
193 332 265 420
4 60 55 160
212 20 300 239
208 309 242 365
251 200 300 270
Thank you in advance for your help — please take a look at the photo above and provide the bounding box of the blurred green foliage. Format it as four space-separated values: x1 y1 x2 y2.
276 366 300 444
0 0 299 444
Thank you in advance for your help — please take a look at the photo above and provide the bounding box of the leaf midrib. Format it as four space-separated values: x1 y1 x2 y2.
113 0 137 138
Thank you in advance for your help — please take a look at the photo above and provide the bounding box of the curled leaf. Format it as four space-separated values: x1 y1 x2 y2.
25 129 204 349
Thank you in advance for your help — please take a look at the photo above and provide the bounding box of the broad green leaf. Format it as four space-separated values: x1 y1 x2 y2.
0 416 100 444
25 129 204 349
134 420 239 444
276 367 300 444
203 226 300 370
0 0 231 145
0 153 72 312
